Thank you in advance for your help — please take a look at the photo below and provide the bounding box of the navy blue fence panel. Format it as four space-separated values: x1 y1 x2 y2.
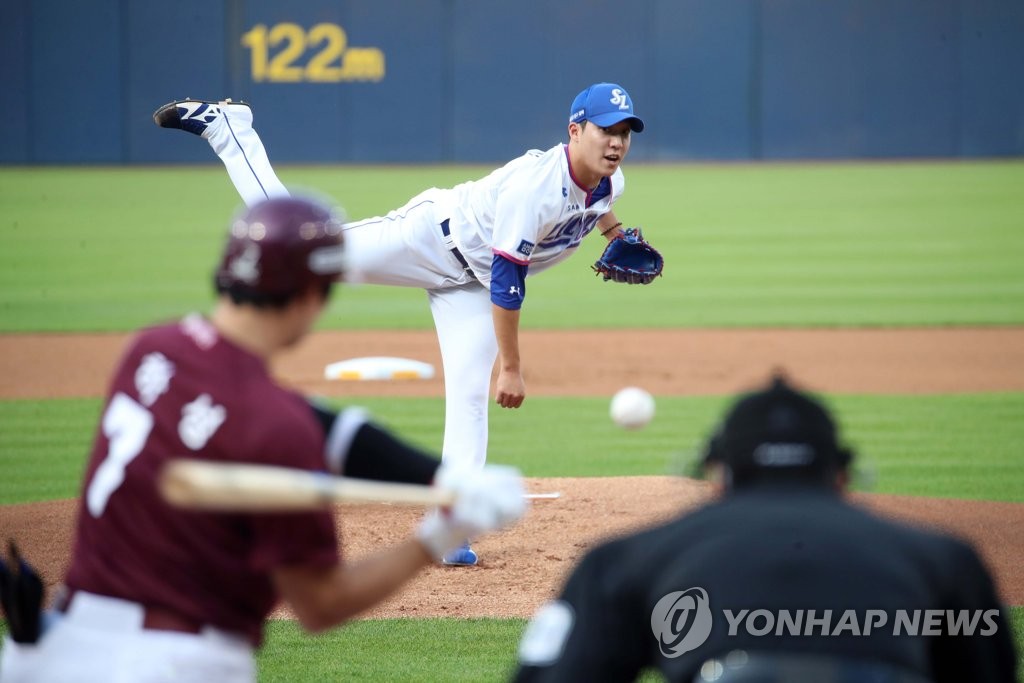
958 0 1024 156
760 0 960 159
125 2 229 163
28 0 123 162
341 1 447 162
447 1 654 162
650 0 757 160
0 1 31 163
0 0 1021 164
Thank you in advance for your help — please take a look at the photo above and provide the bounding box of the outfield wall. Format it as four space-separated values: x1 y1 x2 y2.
1 0 1021 164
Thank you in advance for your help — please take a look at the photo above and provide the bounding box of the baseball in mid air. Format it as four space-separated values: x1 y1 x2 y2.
610 387 655 430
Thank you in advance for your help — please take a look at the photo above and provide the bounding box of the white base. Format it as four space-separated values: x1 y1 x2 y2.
324 356 436 381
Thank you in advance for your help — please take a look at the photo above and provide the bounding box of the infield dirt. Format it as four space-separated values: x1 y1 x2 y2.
1 328 1023 617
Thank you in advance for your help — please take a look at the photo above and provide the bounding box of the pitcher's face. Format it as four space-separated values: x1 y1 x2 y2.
568 121 632 188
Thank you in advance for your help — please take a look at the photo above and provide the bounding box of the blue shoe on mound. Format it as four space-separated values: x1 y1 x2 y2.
442 543 478 566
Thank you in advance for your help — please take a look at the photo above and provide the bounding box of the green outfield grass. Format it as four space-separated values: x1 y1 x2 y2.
3 393 1023 505
255 618 668 682
1 162 1023 332
258 618 526 682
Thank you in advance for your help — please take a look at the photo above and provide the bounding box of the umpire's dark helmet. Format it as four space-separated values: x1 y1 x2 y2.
215 196 346 304
703 372 853 487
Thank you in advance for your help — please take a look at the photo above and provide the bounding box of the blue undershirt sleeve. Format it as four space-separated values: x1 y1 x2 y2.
491 253 528 310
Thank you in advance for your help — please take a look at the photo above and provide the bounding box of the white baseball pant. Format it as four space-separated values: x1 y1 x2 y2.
0 591 254 683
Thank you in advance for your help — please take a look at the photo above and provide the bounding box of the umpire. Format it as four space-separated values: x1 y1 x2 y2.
513 374 1017 682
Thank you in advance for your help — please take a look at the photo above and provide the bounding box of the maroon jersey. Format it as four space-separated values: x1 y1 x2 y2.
64 314 339 645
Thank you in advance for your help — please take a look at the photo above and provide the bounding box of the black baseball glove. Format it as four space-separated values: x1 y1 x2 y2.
592 228 664 285
0 541 45 644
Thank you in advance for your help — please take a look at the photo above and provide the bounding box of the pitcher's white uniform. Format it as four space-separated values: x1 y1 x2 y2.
200 106 624 469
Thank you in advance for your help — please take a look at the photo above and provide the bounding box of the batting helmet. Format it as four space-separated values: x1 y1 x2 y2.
214 196 346 303
703 372 853 487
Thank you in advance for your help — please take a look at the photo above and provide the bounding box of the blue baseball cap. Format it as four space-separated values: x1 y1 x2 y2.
568 83 645 132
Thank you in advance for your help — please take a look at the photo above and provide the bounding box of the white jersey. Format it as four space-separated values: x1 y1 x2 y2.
437 144 625 286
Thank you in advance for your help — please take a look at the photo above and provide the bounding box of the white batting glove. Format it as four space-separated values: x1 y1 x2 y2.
416 464 527 562
439 464 527 530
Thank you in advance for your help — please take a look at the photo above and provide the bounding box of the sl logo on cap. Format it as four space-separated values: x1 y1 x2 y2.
610 88 630 111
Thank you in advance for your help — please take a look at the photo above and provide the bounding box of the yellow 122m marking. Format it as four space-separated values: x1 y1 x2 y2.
241 23 385 83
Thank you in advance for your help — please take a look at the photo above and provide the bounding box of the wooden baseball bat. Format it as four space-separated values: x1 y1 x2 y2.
159 459 456 511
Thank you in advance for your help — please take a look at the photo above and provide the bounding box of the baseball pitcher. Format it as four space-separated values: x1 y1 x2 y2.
152 83 663 565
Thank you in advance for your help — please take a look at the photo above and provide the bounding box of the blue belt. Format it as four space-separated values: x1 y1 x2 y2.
440 219 475 278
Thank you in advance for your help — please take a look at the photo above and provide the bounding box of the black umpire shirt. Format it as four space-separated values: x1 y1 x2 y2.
513 484 1017 682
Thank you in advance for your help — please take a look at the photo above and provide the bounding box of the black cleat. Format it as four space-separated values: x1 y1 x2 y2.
152 99 250 138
